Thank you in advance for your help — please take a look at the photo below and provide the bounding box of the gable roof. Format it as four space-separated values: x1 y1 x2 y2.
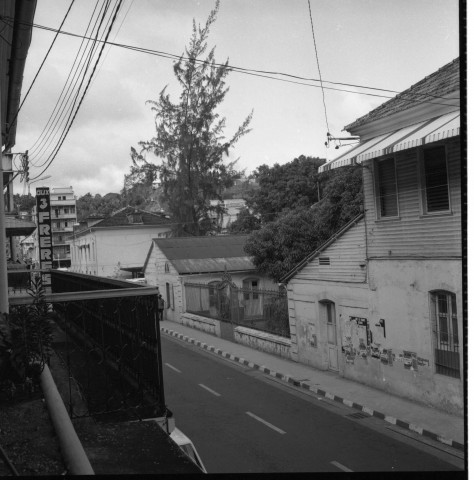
344 58 459 133
146 235 255 275
92 206 172 228
280 213 364 283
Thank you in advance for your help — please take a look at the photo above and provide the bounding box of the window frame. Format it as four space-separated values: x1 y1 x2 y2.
430 290 460 379
373 156 400 220
419 145 451 215
243 277 259 300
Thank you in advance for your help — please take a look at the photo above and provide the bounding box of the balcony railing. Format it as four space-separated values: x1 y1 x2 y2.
8 271 167 421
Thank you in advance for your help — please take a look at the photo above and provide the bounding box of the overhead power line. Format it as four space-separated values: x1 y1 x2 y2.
28 0 125 181
1 16 460 106
7 0 76 134
307 0 330 135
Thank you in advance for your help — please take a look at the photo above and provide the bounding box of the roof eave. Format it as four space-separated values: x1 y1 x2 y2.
345 90 460 139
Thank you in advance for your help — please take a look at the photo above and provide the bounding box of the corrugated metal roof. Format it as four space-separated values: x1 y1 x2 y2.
92 206 173 228
172 257 255 274
154 235 249 260
344 58 459 132
5 216 36 236
153 235 253 274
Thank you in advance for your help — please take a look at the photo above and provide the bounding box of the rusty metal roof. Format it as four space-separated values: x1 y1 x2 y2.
153 235 255 274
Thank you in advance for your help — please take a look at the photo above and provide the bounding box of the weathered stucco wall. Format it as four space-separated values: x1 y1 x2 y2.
234 326 292 359
289 258 463 415
181 312 222 337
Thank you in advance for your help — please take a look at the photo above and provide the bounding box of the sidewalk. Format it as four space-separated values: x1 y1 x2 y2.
159 320 465 452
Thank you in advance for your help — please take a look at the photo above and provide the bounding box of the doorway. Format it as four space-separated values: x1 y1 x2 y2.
323 301 338 371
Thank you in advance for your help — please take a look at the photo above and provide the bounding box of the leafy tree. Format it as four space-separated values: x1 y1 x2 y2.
245 155 326 222
76 192 121 221
229 207 261 233
130 1 252 236
13 194 36 212
244 165 363 281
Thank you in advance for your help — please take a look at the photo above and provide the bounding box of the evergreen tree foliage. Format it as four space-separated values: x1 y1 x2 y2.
244 165 363 281
245 155 326 222
130 1 252 236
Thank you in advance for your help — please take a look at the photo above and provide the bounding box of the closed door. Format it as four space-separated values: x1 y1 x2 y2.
326 302 338 371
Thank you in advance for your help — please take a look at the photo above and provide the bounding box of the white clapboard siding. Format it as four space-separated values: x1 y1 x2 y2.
294 219 366 282
364 139 461 258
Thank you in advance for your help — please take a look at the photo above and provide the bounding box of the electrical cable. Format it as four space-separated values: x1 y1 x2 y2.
307 0 330 135
29 1 124 179
29 0 124 182
7 0 76 136
29 0 113 165
28 0 105 160
2 16 460 105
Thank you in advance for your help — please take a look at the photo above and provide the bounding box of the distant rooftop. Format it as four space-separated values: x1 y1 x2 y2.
150 235 254 275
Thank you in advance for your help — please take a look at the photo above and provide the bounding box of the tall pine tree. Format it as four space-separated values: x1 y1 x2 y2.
131 1 252 235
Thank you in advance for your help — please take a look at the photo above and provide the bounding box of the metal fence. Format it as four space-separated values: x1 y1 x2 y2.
9 271 167 421
184 282 290 338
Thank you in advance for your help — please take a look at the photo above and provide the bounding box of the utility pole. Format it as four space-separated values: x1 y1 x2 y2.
0 154 9 314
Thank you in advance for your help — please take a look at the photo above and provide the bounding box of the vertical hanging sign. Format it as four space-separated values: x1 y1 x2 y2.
36 187 52 288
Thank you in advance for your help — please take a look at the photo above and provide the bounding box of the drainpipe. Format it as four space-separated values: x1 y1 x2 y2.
40 365 94 475
0 161 8 314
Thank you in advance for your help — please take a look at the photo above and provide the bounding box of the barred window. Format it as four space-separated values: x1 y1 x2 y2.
375 158 398 218
430 291 460 378
422 146 450 213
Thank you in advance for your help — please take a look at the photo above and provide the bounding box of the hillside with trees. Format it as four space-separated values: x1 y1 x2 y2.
230 159 363 281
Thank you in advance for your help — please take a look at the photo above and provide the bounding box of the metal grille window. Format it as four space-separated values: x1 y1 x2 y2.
431 291 460 378
423 146 450 213
376 158 399 218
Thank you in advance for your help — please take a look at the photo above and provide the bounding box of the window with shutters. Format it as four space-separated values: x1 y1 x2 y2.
375 157 399 218
421 146 450 214
430 291 460 378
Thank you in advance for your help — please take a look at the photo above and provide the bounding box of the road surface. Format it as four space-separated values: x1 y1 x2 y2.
161 334 464 473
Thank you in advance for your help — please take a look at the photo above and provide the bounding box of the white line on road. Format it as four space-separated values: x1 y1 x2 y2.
246 411 286 434
198 384 221 397
330 461 353 472
165 363 182 373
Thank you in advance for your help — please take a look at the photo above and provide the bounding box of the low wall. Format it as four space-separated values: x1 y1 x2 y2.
181 313 221 337
234 326 292 360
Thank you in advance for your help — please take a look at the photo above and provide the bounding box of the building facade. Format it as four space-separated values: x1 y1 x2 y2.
283 58 462 415
143 235 277 323
67 207 172 278
50 187 77 268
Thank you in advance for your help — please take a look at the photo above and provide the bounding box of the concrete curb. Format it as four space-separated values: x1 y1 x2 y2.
161 327 464 453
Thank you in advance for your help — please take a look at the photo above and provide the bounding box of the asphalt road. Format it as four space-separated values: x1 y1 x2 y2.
160 335 464 474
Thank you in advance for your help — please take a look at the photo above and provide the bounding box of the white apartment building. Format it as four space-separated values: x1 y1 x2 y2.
50 187 77 268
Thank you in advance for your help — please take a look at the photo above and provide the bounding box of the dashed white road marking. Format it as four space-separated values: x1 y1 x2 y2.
245 411 286 434
198 384 221 397
165 363 182 373
330 461 353 472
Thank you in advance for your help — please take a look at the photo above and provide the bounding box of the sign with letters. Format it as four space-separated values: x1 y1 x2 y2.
36 187 52 287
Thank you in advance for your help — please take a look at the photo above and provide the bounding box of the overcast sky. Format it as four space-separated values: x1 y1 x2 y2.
13 0 459 198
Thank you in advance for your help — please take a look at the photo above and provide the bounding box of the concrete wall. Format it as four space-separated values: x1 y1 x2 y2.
289 259 463 415
143 242 182 322
181 312 221 337
234 326 292 359
179 312 292 360
69 227 169 277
